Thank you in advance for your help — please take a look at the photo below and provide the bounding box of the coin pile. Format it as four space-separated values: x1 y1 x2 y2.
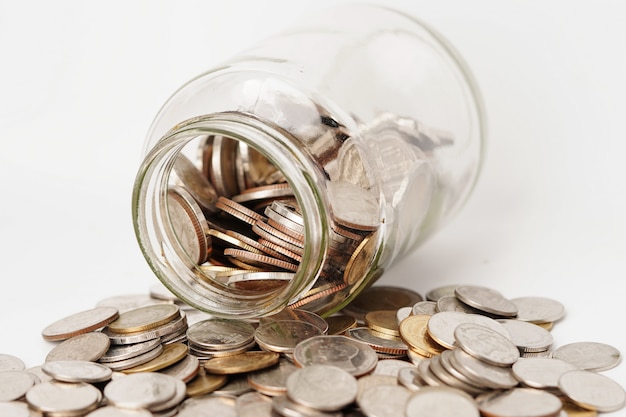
0 282 624 416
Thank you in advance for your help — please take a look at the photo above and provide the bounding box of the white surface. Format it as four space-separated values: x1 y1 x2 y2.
1 0 625 410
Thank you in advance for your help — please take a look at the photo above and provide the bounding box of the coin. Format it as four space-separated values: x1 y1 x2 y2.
42 360 113 383
358 384 412 417
365 310 400 337
476 388 562 417
0 371 37 401
327 181 381 231
0 353 25 371
325 315 357 335
107 304 180 334
454 285 518 317
41 306 119 341
236 391 273 417
254 320 323 353
45 331 111 362
292 335 378 377
185 369 228 397
559 369 626 412
98 338 162 363
166 186 211 264
511 357 578 390
178 395 237 417
399 314 445 358
104 372 177 409
286 364 358 411
203 351 279 375
0 402 33 417
186 318 255 351
173 152 219 212
123 342 188 374
247 358 298 396
496 319 553 353
405 386 479 417
26 380 102 416
426 311 509 350
343 285 423 320
510 296 565 324
272 394 342 417
346 327 408 356
343 233 379 287
453 323 520 367
436 295 483 314
552 341 621 372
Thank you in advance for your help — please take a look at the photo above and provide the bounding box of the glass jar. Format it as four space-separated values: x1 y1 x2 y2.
132 4 486 319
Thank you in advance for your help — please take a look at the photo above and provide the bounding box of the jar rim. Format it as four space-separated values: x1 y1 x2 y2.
132 111 329 318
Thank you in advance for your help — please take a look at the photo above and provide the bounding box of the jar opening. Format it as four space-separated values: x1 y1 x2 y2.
133 112 329 318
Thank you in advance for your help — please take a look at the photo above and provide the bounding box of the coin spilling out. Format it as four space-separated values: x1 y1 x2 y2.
0 282 621 416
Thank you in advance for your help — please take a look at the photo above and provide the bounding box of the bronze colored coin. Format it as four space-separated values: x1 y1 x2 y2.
159 354 200 383
398 314 445 357
42 307 119 342
326 315 358 335
365 310 400 337
208 229 263 254
203 351 280 375
45 331 111 362
343 285 423 321
251 220 304 255
216 196 266 224
257 238 302 262
232 183 293 204
226 230 290 262
166 186 211 264
123 343 188 374
107 304 180 334
224 248 298 272
186 369 228 397
255 320 324 353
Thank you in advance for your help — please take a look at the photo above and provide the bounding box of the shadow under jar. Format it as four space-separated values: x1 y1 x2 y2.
132 4 486 319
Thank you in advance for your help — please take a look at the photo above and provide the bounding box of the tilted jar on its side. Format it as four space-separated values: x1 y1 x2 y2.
132 4 486 319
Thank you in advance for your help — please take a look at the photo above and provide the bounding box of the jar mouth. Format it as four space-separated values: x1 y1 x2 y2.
132 112 328 318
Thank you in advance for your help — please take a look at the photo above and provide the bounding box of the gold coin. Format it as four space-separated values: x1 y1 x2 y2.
122 343 188 374
365 310 400 337
343 233 379 287
107 304 180 334
398 314 445 357
186 368 229 397
561 398 598 417
203 351 280 375
325 315 357 335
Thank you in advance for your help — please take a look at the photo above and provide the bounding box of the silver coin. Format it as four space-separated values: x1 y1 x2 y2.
149 376 186 413
286 364 357 411
272 394 342 417
292 335 378 377
0 353 25 371
213 374 253 397
374 359 415 377
511 296 565 323
396 306 412 323
99 338 162 363
45 331 111 362
0 402 31 417
438 350 485 392
104 372 177 409
497 319 553 353
255 320 323 354
26 380 102 415
552 341 621 371
173 152 219 212
425 284 458 302
166 186 210 265
187 318 255 351
397 367 423 392
511 357 578 390
559 369 626 412
411 301 438 316
346 327 408 355
236 391 273 417
26 365 53 383
260 308 329 334
427 311 509 350
454 285 518 317
436 296 482 314
327 181 381 231
42 360 113 383
358 384 412 417
454 323 520 367
159 354 200 383
178 395 237 417
428 354 485 396
41 306 119 341
86 406 153 417
405 386 479 417
356 374 398 403
0 371 37 401
102 344 164 371
247 358 298 396
476 387 562 417
450 348 518 390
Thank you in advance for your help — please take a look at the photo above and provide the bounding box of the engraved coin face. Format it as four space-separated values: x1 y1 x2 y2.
511 296 565 323
26 381 102 415
123 342 188 374
41 306 119 341
247 358 298 396
450 349 518 390
454 323 520 367
187 318 256 351
399 314 445 357
552 341 622 372
104 372 178 409
454 285 518 317
511 357 578 390
166 186 211 265
45 331 111 362
476 388 563 417
405 386 479 417
327 181 381 231
358 384 412 417
496 319 553 353
0 353 25 372
254 320 323 353
107 304 180 334
85 406 154 416
177 395 237 417
293 335 378 377
42 360 113 383
559 369 626 412
0 402 31 417
286 364 358 411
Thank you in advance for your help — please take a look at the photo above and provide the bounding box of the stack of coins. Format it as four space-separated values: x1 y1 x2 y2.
1 282 625 416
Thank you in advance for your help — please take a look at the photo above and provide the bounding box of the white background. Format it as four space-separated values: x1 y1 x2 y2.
1 0 625 412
